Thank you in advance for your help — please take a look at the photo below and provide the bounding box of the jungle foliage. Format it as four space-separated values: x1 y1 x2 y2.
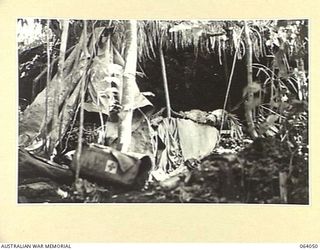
18 19 308 204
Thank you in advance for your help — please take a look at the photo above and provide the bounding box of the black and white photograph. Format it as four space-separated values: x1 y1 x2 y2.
17 19 309 204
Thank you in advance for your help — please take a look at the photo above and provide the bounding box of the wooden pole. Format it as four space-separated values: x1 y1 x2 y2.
159 36 171 118
219 28 243 138
279 171 288 203
75 20 88 183
44 19 51 155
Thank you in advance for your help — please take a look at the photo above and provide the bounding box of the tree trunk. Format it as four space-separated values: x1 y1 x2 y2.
244 21 258 138
48 20 69 155
18 149 73 183
117 20 137 152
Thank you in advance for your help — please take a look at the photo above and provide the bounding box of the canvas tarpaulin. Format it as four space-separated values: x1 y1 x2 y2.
176 118 219 160
156 117 219 172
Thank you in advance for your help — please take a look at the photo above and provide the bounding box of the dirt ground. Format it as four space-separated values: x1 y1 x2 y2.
18 137 308 204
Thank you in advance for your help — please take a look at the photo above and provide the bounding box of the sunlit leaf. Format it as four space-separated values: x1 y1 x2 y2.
169 23 192 32
106 63 123 75
191 26 203 38
103 76 121 85
83 102 109 115
243 82 262 97
266 114 279 123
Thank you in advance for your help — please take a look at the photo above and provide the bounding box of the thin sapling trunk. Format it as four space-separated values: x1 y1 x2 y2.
117 20 138 152
244 21 258 138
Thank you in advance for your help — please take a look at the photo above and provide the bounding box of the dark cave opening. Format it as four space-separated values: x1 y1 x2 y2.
137 47 248 119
